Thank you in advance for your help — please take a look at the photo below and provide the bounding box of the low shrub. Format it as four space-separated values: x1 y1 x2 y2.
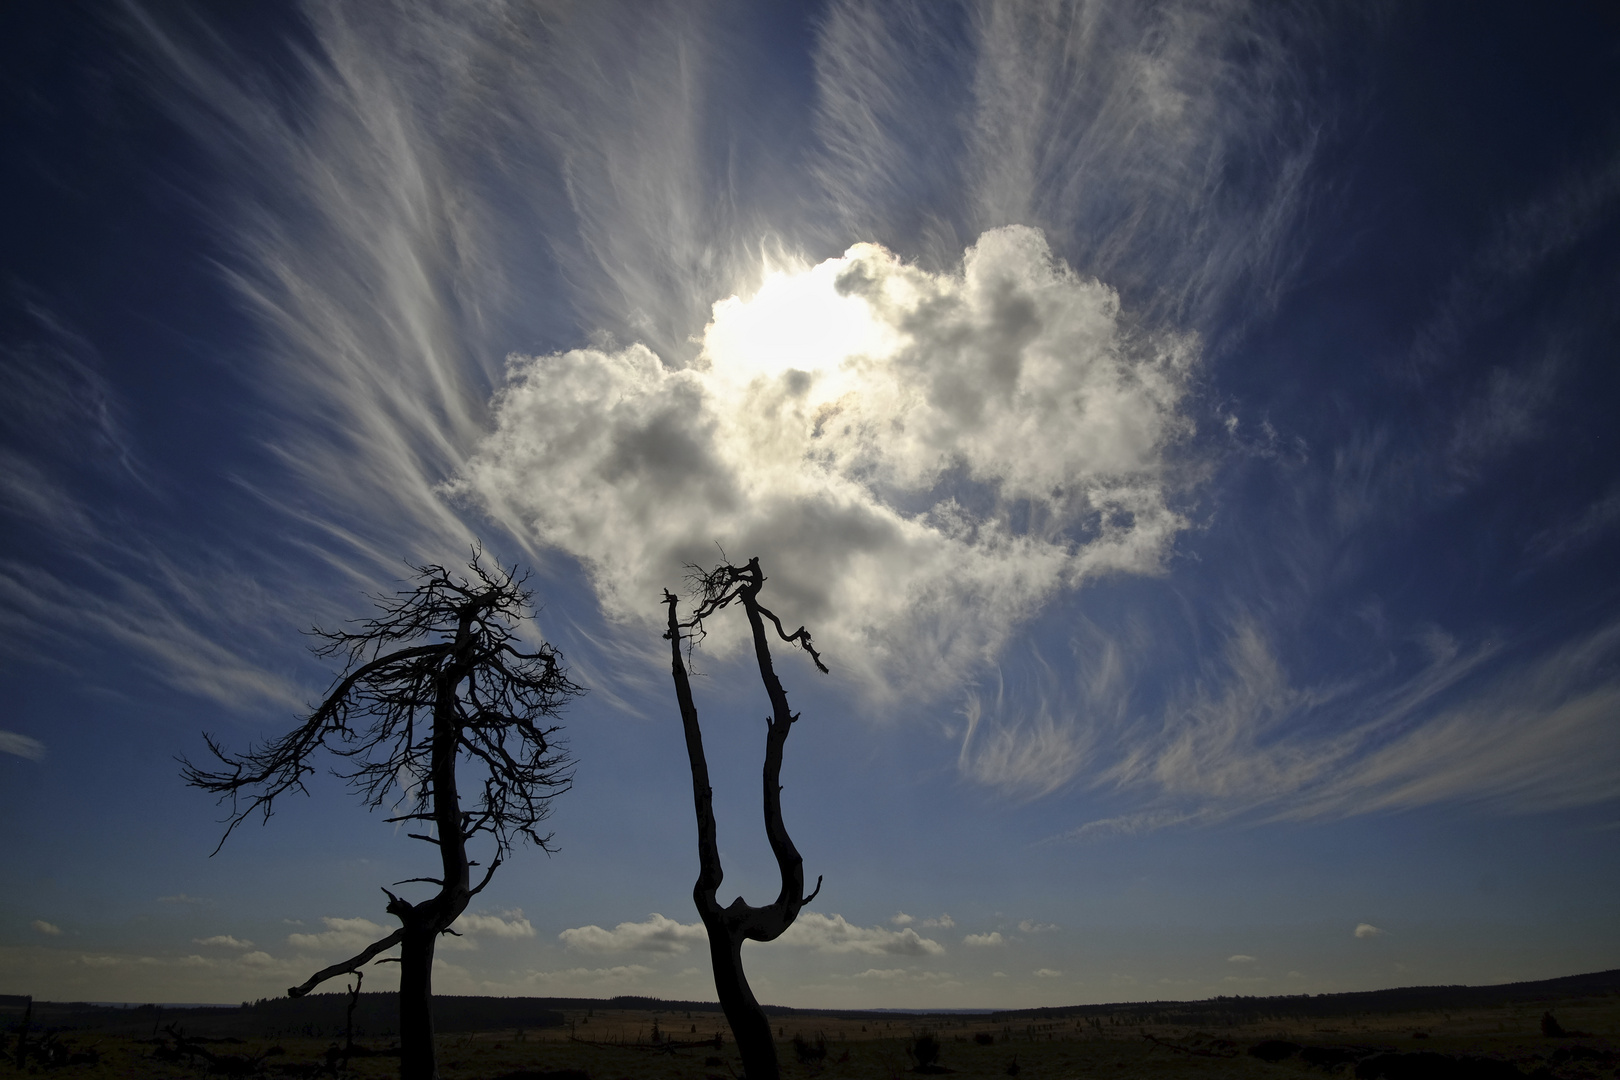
793 1032 828 1065
909 1030 942 1071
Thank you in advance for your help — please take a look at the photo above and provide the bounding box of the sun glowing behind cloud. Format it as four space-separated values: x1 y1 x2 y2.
457 226 1197 694
703 251 899 385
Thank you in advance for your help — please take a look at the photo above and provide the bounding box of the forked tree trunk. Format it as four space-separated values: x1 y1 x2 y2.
664 562 822 1080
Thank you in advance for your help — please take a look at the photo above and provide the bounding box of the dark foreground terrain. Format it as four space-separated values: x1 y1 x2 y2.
3 969 1616 1078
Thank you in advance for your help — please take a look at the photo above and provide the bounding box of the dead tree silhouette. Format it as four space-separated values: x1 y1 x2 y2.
663 557 826 1080
182 553 579 1080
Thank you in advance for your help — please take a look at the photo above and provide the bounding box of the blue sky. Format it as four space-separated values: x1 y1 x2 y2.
2 0 1618 1009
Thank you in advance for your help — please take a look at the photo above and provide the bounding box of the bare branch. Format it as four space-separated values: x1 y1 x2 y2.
751 602 828 674
287 927 406 998
468 856 502 897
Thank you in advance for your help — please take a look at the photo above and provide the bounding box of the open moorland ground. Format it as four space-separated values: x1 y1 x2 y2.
3 971 1617 1079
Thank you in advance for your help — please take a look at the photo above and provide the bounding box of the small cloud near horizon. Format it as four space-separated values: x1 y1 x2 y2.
559 913 704 955
289 916 393 954
781 913 946 957
456 909 536 939
964 932 1005 947
1228 954 1257 963
1034 968 1063 978
32 920 62 936
1355 923 1386 938
194 935 253 948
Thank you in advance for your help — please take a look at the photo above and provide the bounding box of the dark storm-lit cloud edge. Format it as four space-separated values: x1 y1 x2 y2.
5 0 1619 858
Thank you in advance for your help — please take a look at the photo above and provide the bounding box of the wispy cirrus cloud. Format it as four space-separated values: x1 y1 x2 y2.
1000 612 1620 831
1408 149 1620 378
0 307 332 717
1525 484 1620 565
1 732 45 761
1292 621 1620 817
813 0 1326 330
0 558 307 712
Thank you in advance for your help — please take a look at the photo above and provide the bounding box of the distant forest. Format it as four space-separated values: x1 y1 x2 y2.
4 968 1616 1038
987 969 1620 1026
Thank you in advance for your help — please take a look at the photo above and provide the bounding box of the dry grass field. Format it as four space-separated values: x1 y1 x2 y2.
6 992 1618 1080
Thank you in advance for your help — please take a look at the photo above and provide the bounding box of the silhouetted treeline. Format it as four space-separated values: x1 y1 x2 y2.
0 994 562 1038
0 992 956 1039
989 968 1620 1026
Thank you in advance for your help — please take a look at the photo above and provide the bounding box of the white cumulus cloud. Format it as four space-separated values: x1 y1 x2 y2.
458 227 1197 697
779 912 946 956
1228 954 1257 963
454 909 536 939
558 913 707 955
288 917 393 953
849 968 958 984
964 932 1005 947
1354 923 1385 939
195 935 253 949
